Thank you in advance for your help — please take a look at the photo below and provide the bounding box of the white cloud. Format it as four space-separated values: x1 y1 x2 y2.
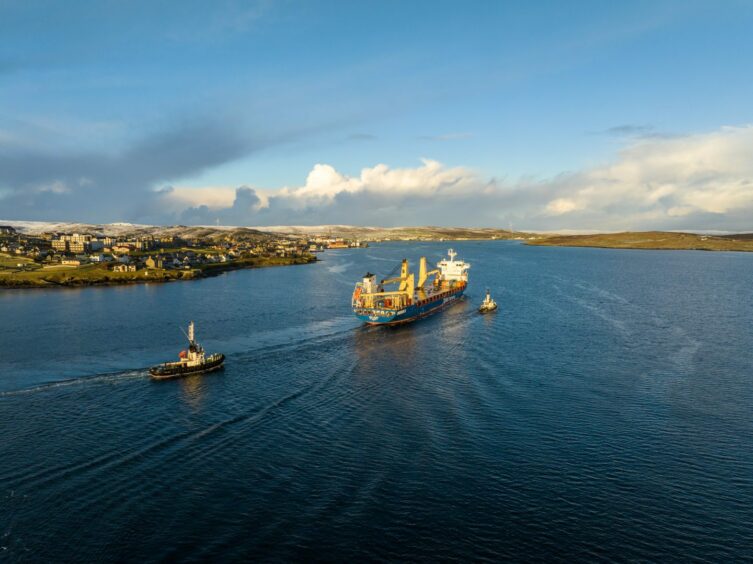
159 185 237 212
277 158 479 206
37 180 70 194
538 125 753 227
544 198 578 215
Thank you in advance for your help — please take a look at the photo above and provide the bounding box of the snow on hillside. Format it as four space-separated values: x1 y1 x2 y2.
0 220 154 235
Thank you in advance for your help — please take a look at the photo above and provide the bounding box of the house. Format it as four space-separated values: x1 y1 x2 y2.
145 255 163 269
88 254 110 263
111 264 137 272
61 259 81 266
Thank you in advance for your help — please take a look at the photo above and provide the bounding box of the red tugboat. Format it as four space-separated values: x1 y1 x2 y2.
149 321 224 380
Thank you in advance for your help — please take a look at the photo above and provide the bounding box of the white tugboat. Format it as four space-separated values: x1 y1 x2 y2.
149 321 225 380
478 288 498 313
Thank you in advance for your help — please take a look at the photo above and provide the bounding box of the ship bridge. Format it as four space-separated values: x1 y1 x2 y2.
437 248 470 282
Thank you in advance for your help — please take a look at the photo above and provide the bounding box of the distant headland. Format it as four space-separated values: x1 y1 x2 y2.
1 221 752 289
525 231 753 252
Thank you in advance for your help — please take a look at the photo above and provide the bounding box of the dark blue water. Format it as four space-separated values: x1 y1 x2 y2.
2 241 753 561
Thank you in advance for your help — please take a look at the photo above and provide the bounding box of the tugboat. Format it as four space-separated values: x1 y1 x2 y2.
478 289 498 313
149 321 225 380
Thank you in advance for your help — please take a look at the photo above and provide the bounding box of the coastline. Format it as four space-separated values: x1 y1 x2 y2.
525 232 753 253
0 255 317 290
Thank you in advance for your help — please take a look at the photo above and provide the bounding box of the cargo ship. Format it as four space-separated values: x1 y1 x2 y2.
352 249 470 325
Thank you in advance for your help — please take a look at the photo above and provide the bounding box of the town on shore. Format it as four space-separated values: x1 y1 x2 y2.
0 224 368 288
2 221 752 289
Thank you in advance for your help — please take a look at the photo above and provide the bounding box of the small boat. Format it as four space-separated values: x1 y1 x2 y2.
478 289 498 313
149 321 225 380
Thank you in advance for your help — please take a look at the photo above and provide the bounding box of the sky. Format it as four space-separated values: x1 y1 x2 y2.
1 0 753 230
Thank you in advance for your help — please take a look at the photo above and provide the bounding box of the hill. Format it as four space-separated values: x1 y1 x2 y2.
527 231 753 252
1 221 530 241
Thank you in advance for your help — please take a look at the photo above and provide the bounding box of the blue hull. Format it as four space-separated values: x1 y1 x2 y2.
354 287 465 325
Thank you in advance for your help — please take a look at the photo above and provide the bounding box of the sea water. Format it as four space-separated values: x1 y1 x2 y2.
2 241 752 560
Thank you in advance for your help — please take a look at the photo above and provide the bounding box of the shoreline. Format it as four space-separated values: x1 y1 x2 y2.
0 255 317 290
527 242 753 253
525 232 753 253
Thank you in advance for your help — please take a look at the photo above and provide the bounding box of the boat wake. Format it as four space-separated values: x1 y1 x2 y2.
326 261 353 274
0 370 147 398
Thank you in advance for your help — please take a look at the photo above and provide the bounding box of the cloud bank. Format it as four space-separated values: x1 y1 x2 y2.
0 116 289 225
535 125 753 230
3 124 753 231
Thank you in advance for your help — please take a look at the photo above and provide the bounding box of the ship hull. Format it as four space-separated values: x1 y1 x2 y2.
149 354 225 380
354 286 465 325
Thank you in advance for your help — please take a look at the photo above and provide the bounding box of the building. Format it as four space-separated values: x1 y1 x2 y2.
68 241 87 253
111 264 137 272
145 256 164 269
51 233 101 253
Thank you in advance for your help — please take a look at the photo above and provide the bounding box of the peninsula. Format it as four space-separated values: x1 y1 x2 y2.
526 231 753 252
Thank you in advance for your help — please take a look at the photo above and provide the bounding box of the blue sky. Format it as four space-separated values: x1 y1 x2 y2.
2 0 753 229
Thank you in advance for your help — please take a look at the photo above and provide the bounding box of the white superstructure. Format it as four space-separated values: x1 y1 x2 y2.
183 321 206 366
479 288 498 313
437 249 470 282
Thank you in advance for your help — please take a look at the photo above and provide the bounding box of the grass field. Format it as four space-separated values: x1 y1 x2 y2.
0 253 39 269
527 231 753 252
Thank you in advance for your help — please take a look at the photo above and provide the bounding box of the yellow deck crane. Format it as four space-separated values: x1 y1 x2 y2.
377 259 414 308
417 256 441 298
353 256 444 311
